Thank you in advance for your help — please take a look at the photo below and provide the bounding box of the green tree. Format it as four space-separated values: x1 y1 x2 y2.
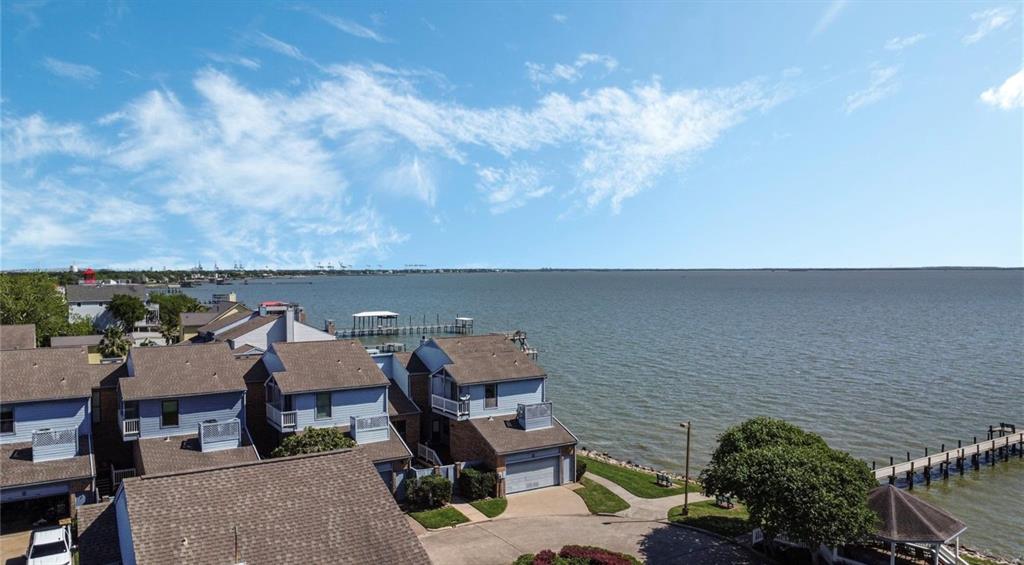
271 427 356 458
0 274 69 346
63 315 97 336
149 293 205 328
701 418 877 554
98 325 132 358
107 294 148 329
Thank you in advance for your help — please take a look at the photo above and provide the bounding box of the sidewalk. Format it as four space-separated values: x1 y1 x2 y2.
584 472 712 521
451 499 490 523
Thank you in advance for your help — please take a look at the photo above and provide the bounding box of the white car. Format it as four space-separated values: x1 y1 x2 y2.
25 525 72 565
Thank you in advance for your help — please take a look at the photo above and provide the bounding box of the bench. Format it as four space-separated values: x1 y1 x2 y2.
656 473 673 487
715 495 735 509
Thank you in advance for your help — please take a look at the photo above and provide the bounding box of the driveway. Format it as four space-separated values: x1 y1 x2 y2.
503 486 589 518
420 515 767 565
0 531 29 565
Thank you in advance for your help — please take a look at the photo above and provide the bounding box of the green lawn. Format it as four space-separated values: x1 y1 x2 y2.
668 500 751 538
572 477 630 514
579 455 699 498
469 497 508 518
963 556 1001 565
409 506 470 529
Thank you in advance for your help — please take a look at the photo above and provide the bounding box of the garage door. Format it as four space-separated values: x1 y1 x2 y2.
506 456 559 494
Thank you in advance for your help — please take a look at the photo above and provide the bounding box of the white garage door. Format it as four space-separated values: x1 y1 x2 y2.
506 456 559 494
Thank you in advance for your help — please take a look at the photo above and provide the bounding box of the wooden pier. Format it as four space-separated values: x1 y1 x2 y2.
872 424 1022 488
335 310 474 339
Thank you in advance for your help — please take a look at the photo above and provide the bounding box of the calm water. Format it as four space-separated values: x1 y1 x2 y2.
186 270 1023 559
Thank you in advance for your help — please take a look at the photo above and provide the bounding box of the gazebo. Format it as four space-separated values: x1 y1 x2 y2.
867 484 967 565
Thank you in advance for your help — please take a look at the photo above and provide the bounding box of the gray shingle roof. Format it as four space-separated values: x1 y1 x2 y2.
341 425 413 463
271 340 389 394
433 334 546 385
135 433 259 475
0 348 97 402
216 314 280 342
119 449 429 565
120 343 248 401
196 308 254 334
0 437 93 488
77 501 121 565
65 284 147 302
50 334 103 348
868 484 967 543
468 414 577 455
0 324 36 350
179 311 218 327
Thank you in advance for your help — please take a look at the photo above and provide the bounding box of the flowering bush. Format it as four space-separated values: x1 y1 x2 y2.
513 545 641 565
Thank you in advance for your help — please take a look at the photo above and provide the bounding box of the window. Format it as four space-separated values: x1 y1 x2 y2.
122 401 139 420
0 406 13 435
161 400 179 428
485 384 498 409
91 391 102 424
315 392 332 420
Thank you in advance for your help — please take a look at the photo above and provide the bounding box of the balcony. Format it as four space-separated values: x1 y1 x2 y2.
32 428 78 462
266 402 298 433
349 413 390 444
431 394 470 421
198 419 241 452
119 411 140 440
517 401 553 431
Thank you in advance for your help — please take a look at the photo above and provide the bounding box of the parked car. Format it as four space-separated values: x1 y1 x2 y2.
25 525 72 565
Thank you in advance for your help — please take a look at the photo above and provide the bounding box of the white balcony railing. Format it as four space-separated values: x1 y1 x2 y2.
431 394 470 420
266 402 298 432
121 415 140 438
418 443 443 466
350 414 390 444
31 428 78 462
198 419 241 452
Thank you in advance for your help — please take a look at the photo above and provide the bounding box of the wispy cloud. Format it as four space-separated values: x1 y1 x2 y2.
526 53 618 87
477 164 553 214
963 7 1016 44
552 13 568 24
41 57 101 84
812 0 848 36
254 32 308 62
1 114 99 162
845 65 900 113
377 155 437 206
299 6 389 42
884 33 926 51
980 68 1024 109
202 51 261 70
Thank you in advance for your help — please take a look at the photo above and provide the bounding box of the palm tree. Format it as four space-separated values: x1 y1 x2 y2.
98 325 132 359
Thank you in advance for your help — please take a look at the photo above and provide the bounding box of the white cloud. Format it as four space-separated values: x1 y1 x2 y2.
477 164 553 214
845 65 899 113
812 0 848 36
203 51 261 70
526 53 618 86
1 114 98 162
378 155 437 205
980 68 1024 109
963 7 1015 44
301 7 389 43
41 57 100 83
552 14 568 24
884 33 926 51
254 32 308 62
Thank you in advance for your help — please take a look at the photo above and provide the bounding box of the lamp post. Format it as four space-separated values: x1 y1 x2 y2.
680 420 691 516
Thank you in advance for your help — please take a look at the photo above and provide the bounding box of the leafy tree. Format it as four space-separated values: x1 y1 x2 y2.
98 325 132 358
149 293 205 329
701 418 877 553
0 274 69 346
107 294 148 329
271 427 356 458
63 315 96 337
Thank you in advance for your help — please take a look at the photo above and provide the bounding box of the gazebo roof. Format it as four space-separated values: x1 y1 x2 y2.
867 485 967 543
353 311 399 318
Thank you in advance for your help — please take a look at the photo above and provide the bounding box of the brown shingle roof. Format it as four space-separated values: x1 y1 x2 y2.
0 348 96 403
120 343 248 401
180 311 218 327
393 351 412 367
0 324 36 350
387 383 420 416
868 484 967 543
50 334 103 348
271 340 389 394
119 449 429 565
216 314 280 342
77 501 122 565
468 415 577 455
0 437 93 488
345 425 413 463
196 308 254 334
434 334 546 385
135 434 259 475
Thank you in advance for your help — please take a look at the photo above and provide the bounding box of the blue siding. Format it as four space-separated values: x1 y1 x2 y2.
291 387 387 430
115 488 136 565
414 341 450 374
0 399 90 444
466 378 544 419
137 392 243 439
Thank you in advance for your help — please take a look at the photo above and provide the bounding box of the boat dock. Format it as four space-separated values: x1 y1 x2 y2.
872 423 1022 488
335 311 474 339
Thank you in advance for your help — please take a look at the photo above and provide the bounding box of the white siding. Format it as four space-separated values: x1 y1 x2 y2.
292 322 334 342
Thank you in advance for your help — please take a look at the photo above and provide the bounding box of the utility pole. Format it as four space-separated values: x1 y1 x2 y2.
680 420 691 516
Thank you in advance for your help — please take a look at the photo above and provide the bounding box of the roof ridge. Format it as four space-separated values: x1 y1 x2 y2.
129 448 360 482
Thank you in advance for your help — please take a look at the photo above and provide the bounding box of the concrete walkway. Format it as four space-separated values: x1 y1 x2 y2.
451 500 490 523
584 472 712 520
420 515 767 565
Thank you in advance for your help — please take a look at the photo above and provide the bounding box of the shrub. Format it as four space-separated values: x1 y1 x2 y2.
458 467 497 500
534 550 558 565
271 427 355 458
559 545 640 565
575 460 588 482
513 555 536 565
407 474 452 509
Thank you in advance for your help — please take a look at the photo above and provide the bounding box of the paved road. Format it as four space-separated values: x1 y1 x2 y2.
420 515 768 565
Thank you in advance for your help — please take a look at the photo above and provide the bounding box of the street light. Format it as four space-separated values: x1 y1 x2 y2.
680 421 691 516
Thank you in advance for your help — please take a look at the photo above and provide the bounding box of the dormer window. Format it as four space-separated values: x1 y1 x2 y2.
0 406 13 435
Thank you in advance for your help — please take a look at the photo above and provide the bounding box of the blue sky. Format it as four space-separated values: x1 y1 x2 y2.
1 1 1021 270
